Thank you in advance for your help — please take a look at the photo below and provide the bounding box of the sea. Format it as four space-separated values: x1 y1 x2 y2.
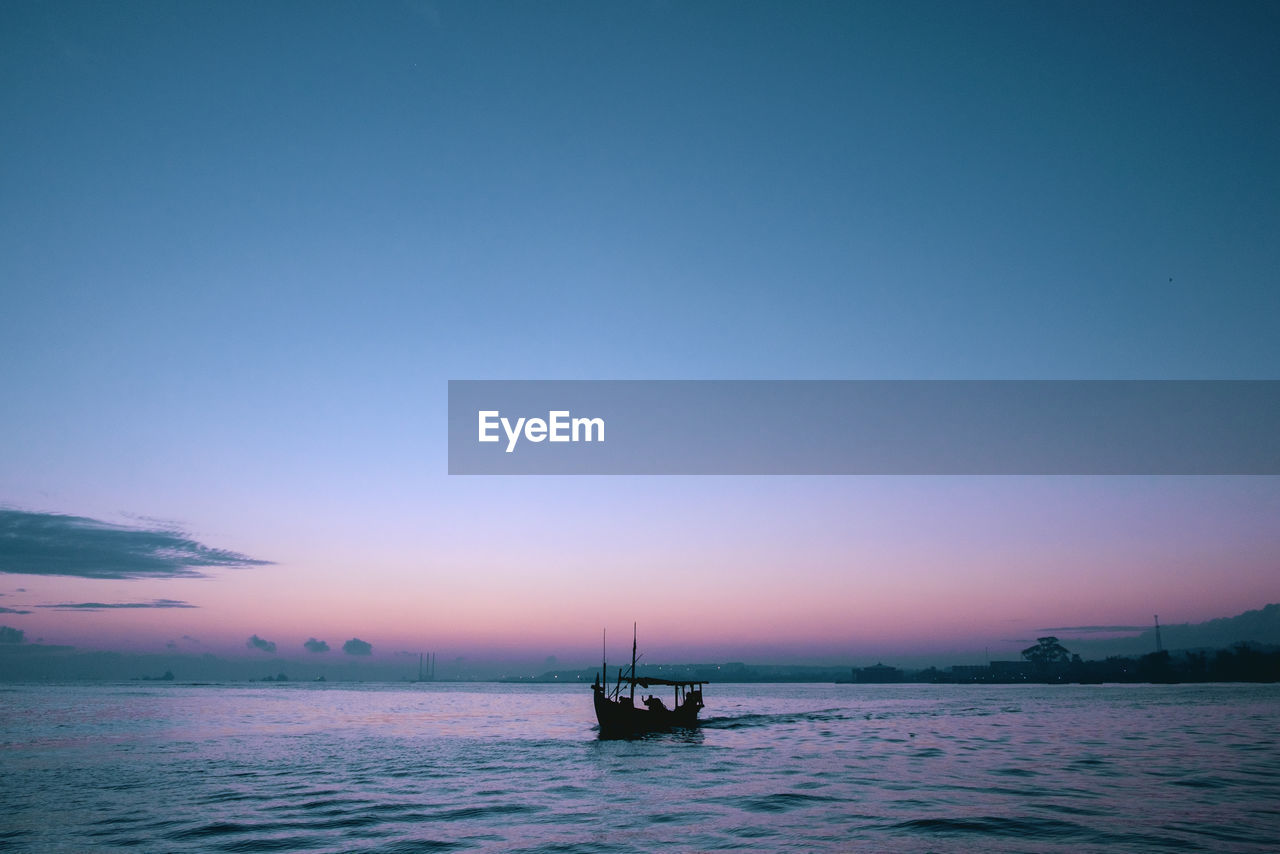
1 681 1277 852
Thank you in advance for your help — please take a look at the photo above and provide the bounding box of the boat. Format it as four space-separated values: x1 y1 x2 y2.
591 625 707 738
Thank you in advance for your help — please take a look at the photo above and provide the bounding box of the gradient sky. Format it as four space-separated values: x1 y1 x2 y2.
2 1 1277 667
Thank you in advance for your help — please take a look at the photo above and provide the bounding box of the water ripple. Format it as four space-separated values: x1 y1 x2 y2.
1 682 1277 852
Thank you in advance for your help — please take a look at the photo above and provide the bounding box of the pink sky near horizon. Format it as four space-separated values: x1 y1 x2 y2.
6 476 1277 665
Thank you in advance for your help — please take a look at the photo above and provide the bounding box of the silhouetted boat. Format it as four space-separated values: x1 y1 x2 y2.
591 625 706 738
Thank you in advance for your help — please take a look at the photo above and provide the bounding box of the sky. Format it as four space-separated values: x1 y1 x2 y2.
1 1 1278 670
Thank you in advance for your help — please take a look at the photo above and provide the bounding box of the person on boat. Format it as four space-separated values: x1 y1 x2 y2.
644 694 666 712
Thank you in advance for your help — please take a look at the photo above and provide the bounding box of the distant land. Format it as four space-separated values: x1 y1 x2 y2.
1062 603 1280 659
0 604 1277 683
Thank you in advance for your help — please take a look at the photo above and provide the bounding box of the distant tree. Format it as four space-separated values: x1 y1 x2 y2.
1022 636 1072 669
918 666 943 683
1139 650 1173 682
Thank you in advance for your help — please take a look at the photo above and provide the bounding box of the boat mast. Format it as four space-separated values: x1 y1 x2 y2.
629 622 637 704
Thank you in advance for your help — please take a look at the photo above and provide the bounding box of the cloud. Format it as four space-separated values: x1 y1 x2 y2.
0 626 24 644
165 640 177 649
304 638 330 653
343 637 373 656
0 509 272 579
1038 625 1147 634
0 606 32 614
247 634 277 653
36 599 197 611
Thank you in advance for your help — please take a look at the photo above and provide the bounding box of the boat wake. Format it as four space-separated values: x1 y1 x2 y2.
700 708 854 729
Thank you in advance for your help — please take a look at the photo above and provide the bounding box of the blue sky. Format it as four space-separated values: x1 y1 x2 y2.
1 1 1277 663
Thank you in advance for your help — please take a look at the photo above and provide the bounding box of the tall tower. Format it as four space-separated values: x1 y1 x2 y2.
1154 615 1163 653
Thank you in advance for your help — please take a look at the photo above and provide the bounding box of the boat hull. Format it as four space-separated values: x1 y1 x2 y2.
593 688 701 738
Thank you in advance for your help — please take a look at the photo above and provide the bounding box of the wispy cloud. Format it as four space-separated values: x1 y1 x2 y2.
0 606 33 614
1038 625 1147 634
343 637 373 656
0 509 271 579
304 638 330 653
36 599 197 611
247 634 277 653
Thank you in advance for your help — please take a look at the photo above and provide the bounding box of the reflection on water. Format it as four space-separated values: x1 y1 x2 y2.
1 682 1277 852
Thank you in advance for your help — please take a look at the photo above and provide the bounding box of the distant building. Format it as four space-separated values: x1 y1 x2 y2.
990 660 1035 680
949 665 989 682
852 662 902 683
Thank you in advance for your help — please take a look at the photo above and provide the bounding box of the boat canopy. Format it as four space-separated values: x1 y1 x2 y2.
629 677 707 689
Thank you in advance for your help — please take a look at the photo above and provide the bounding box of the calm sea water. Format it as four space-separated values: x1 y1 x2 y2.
1 681 1277 852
